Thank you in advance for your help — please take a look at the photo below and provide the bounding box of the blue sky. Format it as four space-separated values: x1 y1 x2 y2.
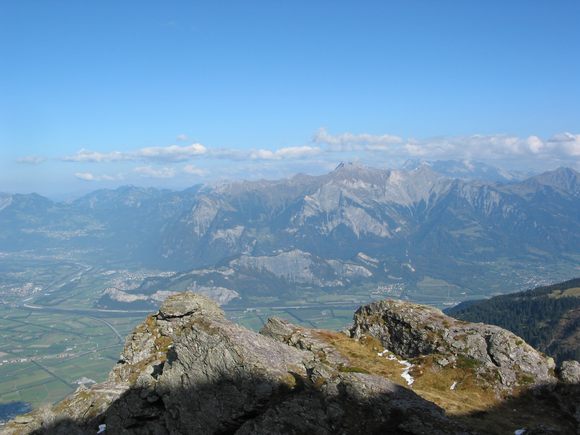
1 1 579 196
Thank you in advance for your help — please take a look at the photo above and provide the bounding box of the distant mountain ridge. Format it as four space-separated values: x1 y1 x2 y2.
1 162 579 305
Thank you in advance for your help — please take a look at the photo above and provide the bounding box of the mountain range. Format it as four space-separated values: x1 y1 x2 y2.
1 162 579 307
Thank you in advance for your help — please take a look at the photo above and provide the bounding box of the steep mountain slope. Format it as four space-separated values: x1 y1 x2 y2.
147 164 580 271
4 293 578 434
0 193 83 250
446 278 580 363
70 186 201 264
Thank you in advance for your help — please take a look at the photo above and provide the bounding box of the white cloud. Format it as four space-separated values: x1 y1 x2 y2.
136 144 207 161
548 132 580 157
176 134 188 141
182 164 206 176
314 129 580 164
75 172 97 181
526 136 544 154
76 165 205 182
134 166 176 178
74 172 118 182
16 155 46 165
414 133 580 161
61 130 580 178
313 128 403 151
64 143 207 163
207 148 247 160
65 149 127 162
249 146 321 160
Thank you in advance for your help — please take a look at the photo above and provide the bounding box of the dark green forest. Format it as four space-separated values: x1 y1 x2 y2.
446 278 580 363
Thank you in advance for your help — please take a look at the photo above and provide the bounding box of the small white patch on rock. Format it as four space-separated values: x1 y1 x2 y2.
450 381 457 390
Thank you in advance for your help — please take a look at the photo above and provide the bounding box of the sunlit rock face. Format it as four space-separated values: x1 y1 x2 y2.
350 299 557 390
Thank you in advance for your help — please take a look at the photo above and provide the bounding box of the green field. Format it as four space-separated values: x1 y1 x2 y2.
227 305 356 332
0 307 143 409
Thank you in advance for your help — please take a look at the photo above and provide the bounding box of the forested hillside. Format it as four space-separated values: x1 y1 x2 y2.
446 278 580 362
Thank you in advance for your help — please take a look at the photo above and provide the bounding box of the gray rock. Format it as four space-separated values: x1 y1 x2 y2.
12 415 34 424
350 299 557 390
261 317 349 366
559 360 580 384
157 291 224 319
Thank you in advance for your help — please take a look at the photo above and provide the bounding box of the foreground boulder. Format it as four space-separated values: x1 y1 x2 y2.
350 299 557 391
3 294 462 434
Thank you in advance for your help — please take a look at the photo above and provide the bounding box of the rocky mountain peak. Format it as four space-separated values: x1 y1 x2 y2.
329 161 389 181
528 166 579 195
333 161 364 171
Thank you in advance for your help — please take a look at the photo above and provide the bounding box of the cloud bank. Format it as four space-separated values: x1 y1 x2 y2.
314 129 580 163
64 143 207 163
313 128 403 151
20 129 580 183
249 146 321 160
74 172 120 182
133 165 207 179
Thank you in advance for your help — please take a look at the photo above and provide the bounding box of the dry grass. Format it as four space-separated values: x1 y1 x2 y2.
410 355 499 415
312 330 569 434
314 330 499 414
313 331 406 382
549 286 580 298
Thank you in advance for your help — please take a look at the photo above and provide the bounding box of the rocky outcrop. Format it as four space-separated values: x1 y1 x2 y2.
6 295 578 434
559 360 580 384
260 317 350 367
4 293 462 434
349 299 557 390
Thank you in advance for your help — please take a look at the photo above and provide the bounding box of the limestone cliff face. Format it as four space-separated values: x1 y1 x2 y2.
3 295 579 435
